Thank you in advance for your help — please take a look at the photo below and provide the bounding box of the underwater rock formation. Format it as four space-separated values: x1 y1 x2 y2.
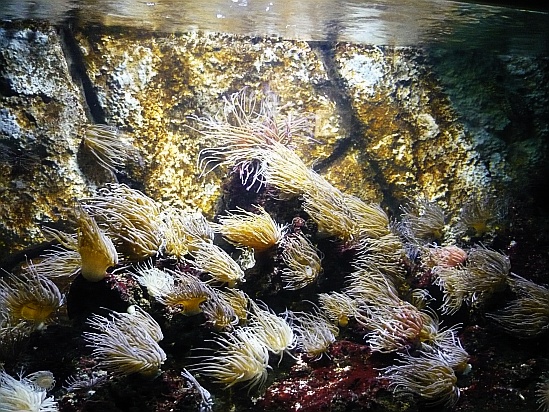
2 21 548 262
1 17 549 412
0 22 91 261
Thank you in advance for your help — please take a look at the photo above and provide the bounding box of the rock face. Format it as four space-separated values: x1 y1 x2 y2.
0 22 90 261
76 29 493 213
1 20 548 262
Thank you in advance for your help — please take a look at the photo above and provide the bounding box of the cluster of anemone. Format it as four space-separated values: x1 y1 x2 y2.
83 305 166 378
379 298 470 403
196 88 390 245
8 87 545 410
190 299 295 391
0 370 58 412
33 186 158 283
343 259 426 353
418 310 470 374
133 264 246 329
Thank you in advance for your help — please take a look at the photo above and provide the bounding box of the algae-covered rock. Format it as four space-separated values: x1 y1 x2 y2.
0 22 90 261
1 20 548 262
334 44 493 213
76 29 346 215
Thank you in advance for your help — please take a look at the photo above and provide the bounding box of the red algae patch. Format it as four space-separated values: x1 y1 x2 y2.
259 341 383 412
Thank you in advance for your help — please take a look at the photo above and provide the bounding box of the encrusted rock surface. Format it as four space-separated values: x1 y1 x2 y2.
334 44 491 208
75 29 345 215
1 20 548 262
0 22 90 261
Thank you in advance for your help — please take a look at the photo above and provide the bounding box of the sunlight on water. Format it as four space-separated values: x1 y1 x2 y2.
0 0 547 52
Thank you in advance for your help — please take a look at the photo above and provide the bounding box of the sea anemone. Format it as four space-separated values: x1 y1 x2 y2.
191 326 271 392
30 248 82 281
217 288 250 324
344 267 399 306
0 370 58 412
318 291 359 327
432 266 470 315
261 141 320 196
344 194 391 239
381 350 460 407
194 88 312 190
133 264 175 298
301 179 389 243
456 192 506 237
31 228 82 281
352 233 406 283
0 321 33 360
249 300 295 358
399 197 446 243
362 299 425 353
288 310 338 360
0 267 64 330
467 245 510 287
346 268 424 352
162 208 215 259
81 124 137 175
280 232 322 290
154 271 214 316
423 244 468 268
75 206 119 282
216 206 285 252
181 369 214 412
83 305 166 378
418 311 470 374
488 274 549 338
190 241 245 288
24 371 56 391
201 294 239 331
302 185 359 242
82 184 163 260
536 376 549 412
434 247 509 314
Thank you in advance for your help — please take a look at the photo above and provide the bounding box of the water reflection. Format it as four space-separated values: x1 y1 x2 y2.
0 0 547 52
